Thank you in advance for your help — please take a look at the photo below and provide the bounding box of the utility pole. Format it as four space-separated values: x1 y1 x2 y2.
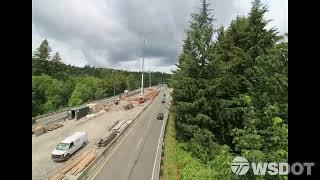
149 56 151 88
141 39 145 95
112 70 115 96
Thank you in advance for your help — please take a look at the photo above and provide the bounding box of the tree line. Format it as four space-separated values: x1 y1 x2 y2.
170 0 287 178
32 40 170 117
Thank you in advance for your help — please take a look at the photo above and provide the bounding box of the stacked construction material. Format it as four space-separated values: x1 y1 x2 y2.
46 123 64 131
33 125 47 136
123 103 134 110
103 102 117 112
87 103 98 114
112 121 126 133
118 122 130 133
33 123 64 135
145 90 160 100
96 131 117 147
50 150 98 180
108 120 120 131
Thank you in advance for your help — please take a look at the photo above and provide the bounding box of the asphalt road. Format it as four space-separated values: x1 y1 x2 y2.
91 87 170 180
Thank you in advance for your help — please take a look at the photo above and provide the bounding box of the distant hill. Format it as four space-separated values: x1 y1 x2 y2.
32 40 171 117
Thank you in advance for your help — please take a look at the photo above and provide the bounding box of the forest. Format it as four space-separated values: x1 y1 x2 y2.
169 0 287 178
32 40 170 117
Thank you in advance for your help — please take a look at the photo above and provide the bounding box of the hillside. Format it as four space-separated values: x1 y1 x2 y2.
32 41 170 117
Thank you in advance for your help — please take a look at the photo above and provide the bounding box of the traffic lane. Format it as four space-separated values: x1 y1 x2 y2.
94 102 160 180
128 111 165 180
93 96 163 180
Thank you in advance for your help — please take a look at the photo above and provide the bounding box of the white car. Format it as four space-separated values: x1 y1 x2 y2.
51 132 88 161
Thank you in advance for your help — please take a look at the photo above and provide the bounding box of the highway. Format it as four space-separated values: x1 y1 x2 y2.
89 86 170 180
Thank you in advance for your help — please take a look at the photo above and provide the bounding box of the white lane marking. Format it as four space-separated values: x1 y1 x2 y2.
90 93 163 180
136 138 142 151
90 102 155 179
151 115 166 180
146 116 152 130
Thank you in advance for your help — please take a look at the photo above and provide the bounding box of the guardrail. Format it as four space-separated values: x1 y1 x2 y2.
155 111 169 180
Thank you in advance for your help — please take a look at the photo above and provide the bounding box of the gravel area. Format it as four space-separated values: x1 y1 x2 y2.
32 90 153 180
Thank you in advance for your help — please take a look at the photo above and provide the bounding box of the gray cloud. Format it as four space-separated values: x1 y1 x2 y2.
32 0 288 73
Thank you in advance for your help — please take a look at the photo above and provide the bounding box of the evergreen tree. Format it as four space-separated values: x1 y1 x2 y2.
51 52 62 63
32 39 52 61
171 0 221 162
246 0 279 60
32 39 52 75
170 1 288 177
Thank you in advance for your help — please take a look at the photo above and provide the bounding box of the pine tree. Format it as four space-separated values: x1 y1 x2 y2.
51 52 62 63
246 0 279 61
32 39 52 75
171 0 220 162
32 39 52 61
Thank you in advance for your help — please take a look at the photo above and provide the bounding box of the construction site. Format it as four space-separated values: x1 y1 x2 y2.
32 87 161 180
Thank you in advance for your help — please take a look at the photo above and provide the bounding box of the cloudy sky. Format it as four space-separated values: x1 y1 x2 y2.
32 0 288 74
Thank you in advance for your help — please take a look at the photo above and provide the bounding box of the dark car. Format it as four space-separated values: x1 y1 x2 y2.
157 112 164 120
161 99 165 103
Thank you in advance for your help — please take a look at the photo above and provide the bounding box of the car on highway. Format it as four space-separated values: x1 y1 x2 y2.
157 112 164 120
51 132 88 161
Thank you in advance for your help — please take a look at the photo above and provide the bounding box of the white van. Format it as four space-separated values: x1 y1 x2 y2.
51 132 88 161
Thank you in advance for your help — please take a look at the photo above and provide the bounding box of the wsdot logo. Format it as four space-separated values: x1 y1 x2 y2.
231 156 250 175
231 156 315 176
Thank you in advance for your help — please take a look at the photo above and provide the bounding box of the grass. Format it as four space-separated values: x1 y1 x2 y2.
161 112 233 180
162 113 178 180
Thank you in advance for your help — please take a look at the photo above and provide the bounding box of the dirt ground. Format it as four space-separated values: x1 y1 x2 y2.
32 89 154 180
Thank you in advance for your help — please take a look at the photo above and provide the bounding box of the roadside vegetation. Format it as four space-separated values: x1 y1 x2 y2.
164 0 288 179
163 113 178 180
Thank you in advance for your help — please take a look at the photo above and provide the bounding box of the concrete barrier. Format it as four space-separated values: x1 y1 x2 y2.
155 111 169 180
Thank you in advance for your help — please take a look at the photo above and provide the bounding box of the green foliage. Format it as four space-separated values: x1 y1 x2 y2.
177 142 236 180
170 0 288 178
163 114 178 180
32 39 52 61
51 52 62 63
68 76 104 106
32 75 64 115
32 40 171 117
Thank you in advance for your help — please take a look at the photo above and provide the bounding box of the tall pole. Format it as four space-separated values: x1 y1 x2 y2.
141 39 145 95
112 70 115 96
149 56 151 88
